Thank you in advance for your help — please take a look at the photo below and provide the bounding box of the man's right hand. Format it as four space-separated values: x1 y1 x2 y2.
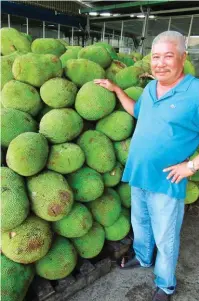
94 79 118 92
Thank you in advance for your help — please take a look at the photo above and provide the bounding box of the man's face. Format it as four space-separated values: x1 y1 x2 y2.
151 41 186 84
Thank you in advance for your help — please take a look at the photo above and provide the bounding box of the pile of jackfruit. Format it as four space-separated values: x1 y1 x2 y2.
1 27 198 301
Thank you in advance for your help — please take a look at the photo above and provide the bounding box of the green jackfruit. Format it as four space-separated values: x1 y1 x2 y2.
67 167 104 202
103 162 123 187
6 132 49 176
116 182 131 208
1 167 29 231
12 53 63 87
184 60 196 76
77 130 116 173
1 108 37 148
1 27 31 55
116 66 143 89
60 46 82 67
104 213 130 241
78 45 112 68
131 52 143 61
124 86 143 101
185 181 199 204
65 59 105 87
53 203 93 238
35 236 77 280
114 138 131 165
31 38 65 57
134 60 151 73
1 254 34 301
75 81 116 121
2 80 42 116
72 222 105 258
1 52 21 90
94 42 118 60
47 143 85 174
106 60 126 83
27 170 74 221
117 53 135 67
2 215 52 264
40 78 77 108
57 39 69 48
39 108 83 144
96 110 134 141
21 33 33 43
88 188 121 227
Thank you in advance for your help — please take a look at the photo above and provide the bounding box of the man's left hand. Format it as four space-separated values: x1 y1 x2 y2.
163 162 194 184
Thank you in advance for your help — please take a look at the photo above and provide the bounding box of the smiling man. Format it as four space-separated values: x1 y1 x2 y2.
94 31 199 301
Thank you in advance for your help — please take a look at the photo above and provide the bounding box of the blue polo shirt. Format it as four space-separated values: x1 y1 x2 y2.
122 74 199 199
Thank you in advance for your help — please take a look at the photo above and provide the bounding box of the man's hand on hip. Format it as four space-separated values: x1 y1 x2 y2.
163 162 194 184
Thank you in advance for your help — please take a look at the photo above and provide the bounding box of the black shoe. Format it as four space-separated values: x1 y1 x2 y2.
152 288 171 301
120 255 141 270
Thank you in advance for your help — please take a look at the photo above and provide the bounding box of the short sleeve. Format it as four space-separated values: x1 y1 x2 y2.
133 95 142 119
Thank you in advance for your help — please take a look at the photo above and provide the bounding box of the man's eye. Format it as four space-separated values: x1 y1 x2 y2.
153 56 159 59
166 56 173 58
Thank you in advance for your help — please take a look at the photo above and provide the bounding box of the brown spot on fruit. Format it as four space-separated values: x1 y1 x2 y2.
59 190 71 203
48 203 63 216
27 239 43 251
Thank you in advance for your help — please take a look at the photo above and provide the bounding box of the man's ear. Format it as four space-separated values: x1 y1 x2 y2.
183 51 187 64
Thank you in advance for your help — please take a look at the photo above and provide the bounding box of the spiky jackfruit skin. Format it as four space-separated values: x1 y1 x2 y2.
88 188 121 227
1 27 31 55
1 108 38 148
1 167 29 231
96 111 134 141
31 38 66 57
105 60 126 83
184 60 196 76
115 66 143 89
53 203 93 238
2 80 42 116
124 86 143 101
116 182 131 208
47 143 85 174
131 52 143 61
104 213 130 241
6 132 49 176
40 78 77 108
185 181 199 204
78 45 112 68
77 130 116 173
75 82 116 121
94 42 118 60
27 170 74 221
60 47 82 67
72 222 105 258
35 236 77 280
117 53 135 67
65 59 105 87
39 108 83 144
1 255 34 301
1 52 20 90
12 53 63 87
67 167 104 202
113 138 131 165
103 162 123 187
2 215 52 264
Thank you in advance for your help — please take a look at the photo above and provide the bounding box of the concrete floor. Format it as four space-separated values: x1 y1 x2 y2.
69 209 199 301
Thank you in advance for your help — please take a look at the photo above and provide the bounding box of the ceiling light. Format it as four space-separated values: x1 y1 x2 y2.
100 13 111 17
130 14 135 18
48 24 55 27
137 14 145 18
113 14 120 17
89 12 98 16
149 15 155 19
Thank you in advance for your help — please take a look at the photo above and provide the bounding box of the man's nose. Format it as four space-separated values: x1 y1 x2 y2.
157 58 166 67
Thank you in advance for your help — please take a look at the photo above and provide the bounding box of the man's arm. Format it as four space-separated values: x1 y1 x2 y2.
94 79 136 116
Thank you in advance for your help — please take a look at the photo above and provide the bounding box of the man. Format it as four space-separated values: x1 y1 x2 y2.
94 31 199 301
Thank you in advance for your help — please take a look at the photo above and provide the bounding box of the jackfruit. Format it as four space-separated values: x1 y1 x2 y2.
47 143 85 174
124 86 143 101
1 52 21 90
21 33 33 43
117 53 135 67
184 60 196 76
94 42 118 60
106 60 126 83
39 108 83 144
131 52 143 61
116 182 131 208
67 167 104 202
27 170 74 221
31 38 65 57
57 39 69 48
75 81 116 121
77 130 116 173
104 213 130 241
88 188 121 227
184 181 199 204
12 53 63 87
1 167 29 231
116 66 143 89
60 46 82 67
35 236 77 280
72 222 105 258
1 254 34 301
53 203 93 238
114 138 131 165
1 27 31 55
2 215 52 264
78 45 112 68
6 132 49 176
1 108 37 148
134 60 151 73
2 80 42 116
103 162 123 187
65 59 105 87
96 110 134 141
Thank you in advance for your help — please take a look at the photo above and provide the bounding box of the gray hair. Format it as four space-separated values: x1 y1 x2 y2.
152 31 186 54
